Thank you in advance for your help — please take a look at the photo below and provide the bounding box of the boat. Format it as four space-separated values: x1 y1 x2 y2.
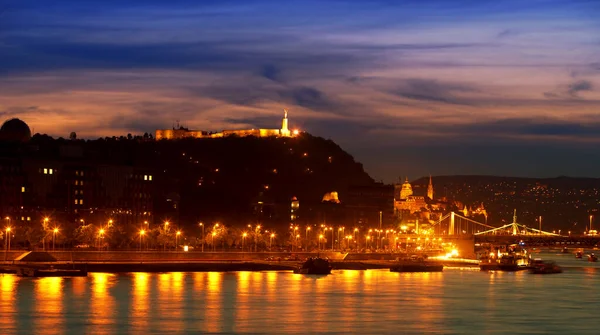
16 267 88 277
561 247 569 253
497 254 530 271
390 259 443 273
529 259 563 274
588 253 598 262
479 255 500 271
575 249 583 259
293 257 332 275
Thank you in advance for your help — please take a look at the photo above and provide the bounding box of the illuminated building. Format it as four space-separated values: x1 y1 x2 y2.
155 110 298 140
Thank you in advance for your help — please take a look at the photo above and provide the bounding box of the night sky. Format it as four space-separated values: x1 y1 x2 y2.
1 0 599 182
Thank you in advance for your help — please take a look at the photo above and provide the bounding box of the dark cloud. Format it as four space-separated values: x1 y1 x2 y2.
568 80 593 96
392 78 476 105
260 64 284 82
496 29 517 38
279 87 334 111
544 79 594 99
444 117 600 139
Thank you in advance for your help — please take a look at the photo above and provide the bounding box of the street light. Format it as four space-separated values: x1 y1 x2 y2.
242 232 247 252
305 226 311 250
53 228 58 251
212 232 216 251
199 222 204 252
295 234 300 251
319 234 324 251
139 229 146 251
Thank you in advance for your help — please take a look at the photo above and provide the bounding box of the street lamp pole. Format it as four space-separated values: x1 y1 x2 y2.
139 230 145 251
176 231 181 251
6 227 11 252
242 233 247 252
330 228 334 251
305 227 311 251
199 222 204 252
53 228 58 251
43 217 49 251
270 233 275 251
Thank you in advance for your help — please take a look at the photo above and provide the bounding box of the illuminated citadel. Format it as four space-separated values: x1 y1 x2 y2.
155 110 299 140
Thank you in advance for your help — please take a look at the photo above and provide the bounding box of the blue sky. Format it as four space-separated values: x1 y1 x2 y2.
1 0 599 181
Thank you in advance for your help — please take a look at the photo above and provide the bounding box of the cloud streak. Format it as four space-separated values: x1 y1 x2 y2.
1 0 600 181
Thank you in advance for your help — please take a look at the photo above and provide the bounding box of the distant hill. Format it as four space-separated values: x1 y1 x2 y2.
411 175 600 231
25 133 374 225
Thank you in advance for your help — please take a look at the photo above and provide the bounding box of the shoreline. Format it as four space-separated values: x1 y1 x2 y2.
0 259 479 274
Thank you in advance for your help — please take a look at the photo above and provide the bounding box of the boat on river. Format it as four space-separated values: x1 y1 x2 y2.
390 259 443 273
561 247 569 253
480 244 530 271
529 259 562 274
575 249 583 259
588 253 598 262
497 254 530 271
293 257 332 275
16 267 88 278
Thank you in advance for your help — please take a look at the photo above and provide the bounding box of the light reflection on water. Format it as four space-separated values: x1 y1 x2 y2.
0 252 598 334
35 277 64 335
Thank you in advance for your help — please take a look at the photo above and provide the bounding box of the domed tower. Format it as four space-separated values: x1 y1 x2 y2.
400 177 413 200
0 118 32 142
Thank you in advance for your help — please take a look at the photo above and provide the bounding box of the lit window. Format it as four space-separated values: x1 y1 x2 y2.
149 175 153 181
81 171 84 176
27 217 31 221
43 168 48 174
75 171 79 176
49 169 53 175
80 181 84 186
75 180 78 185
74 199 78 204
79 199 83 205
144 175 148 181
21 217 24 221
21 186 25 193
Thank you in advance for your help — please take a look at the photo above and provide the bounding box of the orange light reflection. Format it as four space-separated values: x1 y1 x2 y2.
34 277 64 335
0 275 17 335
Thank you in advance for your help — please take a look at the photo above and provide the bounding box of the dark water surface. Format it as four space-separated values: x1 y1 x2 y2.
1 252 599 334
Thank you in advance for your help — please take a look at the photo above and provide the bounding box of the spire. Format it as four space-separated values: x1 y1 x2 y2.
280 109 290 136
427 174 434 200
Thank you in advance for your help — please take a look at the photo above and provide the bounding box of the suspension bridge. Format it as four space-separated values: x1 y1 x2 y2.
430 209 559 236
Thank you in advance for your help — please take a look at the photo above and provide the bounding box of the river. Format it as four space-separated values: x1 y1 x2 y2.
0 251 598 334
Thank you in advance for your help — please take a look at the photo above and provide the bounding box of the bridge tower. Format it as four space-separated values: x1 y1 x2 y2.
449 212 455 235
512 209 518 235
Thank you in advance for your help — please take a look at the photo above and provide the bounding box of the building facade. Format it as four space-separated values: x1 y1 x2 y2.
156 110 298 140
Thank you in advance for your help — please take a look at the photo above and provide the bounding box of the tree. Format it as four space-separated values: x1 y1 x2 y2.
73 224 97 246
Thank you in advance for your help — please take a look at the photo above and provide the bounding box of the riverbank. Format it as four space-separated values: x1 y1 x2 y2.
0 259 480 274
